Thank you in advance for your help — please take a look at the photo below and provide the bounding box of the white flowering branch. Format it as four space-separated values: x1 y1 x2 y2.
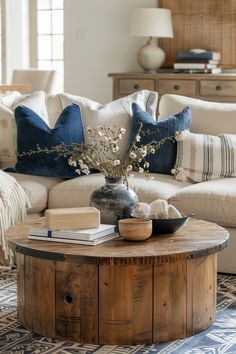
16 124 174 187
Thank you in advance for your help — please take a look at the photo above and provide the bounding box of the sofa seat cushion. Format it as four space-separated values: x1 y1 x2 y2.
170 177 236 227
129 173 192 203
48 173 192 209
8 172 63 213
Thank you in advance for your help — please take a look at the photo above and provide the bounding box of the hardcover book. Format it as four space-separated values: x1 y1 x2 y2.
178 51 221 60
29 224 116 241
175 59 219 65
174 62 218 69
28 232 119 245
173 68 222 74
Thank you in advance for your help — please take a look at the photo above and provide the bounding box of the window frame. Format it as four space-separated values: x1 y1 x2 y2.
29 0 38 68
1 0 6 83
29 0 64 84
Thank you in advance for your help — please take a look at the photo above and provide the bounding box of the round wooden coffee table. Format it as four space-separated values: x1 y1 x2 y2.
7 218 228 345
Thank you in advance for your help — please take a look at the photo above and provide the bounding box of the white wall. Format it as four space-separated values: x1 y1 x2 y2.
64 0 157 103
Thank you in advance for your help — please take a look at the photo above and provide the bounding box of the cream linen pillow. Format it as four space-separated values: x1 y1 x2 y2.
159 94 236 135
0 104 18 168
0 91 49 168
59 90 158 158
172 130 236 182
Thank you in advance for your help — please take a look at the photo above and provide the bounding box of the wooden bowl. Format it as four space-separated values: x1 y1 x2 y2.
118 218 152 241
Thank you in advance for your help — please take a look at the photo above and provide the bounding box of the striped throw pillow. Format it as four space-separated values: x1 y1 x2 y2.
171 130 236 182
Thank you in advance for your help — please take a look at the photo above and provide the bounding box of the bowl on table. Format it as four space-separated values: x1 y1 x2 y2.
118 218 152 241
152 214 192 235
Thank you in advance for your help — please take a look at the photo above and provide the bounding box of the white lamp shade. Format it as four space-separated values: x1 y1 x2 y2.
130 8 173 38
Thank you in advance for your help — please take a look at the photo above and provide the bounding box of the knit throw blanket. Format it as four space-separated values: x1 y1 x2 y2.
0 170 30 265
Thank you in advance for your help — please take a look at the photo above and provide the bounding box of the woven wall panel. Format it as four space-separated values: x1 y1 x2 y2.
159 0 236 68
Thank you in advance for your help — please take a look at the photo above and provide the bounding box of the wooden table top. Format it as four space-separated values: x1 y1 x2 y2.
7 218 229 265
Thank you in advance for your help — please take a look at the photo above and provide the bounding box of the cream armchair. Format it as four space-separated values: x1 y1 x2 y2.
11 69 60 94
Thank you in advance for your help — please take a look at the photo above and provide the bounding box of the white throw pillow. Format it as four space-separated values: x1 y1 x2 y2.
0 91 22 107
45 94 63 128
12 91 49 125
159 94 236 135
59 90 158 158
0 91 49 168
172 130 236 182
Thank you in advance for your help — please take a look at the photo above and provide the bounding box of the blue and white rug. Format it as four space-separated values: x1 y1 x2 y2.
0 268 236 354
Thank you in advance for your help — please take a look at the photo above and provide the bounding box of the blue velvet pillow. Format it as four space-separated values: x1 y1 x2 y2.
12 104 84 178
131 103 191 174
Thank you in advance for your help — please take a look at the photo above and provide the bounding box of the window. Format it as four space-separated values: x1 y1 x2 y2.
31 0 64 91
0 1 3 83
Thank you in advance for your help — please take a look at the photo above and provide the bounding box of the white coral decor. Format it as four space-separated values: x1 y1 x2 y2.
131 200 182 219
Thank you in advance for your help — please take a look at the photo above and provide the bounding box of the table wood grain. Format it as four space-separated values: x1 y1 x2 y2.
7 217 229 344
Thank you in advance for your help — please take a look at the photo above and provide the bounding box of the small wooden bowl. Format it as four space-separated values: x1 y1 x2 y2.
118 218 152 241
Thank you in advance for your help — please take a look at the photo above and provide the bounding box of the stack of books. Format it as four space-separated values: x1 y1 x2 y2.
28 224 118 245
173 50 222 74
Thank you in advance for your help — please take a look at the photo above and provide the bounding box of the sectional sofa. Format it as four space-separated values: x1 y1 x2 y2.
0 90 235 273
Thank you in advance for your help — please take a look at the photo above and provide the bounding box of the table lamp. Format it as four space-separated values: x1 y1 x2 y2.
130 8 173 72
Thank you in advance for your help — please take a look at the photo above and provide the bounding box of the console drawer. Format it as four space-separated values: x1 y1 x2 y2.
200 80 236 96
119 79 155 94
158 79 196 96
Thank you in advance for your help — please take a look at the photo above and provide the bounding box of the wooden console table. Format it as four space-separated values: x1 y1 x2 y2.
109 72 236 104
7 218 228 345
0 84 32 93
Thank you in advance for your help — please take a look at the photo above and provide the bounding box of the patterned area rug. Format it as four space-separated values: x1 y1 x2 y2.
0 268 236 354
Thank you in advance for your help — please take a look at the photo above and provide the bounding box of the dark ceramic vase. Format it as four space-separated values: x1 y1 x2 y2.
89 176 138 225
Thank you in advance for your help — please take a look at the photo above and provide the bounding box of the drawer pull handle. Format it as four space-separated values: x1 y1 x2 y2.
65 293 73 304
174 85 180 90
216 85 222 91
134 84 140 90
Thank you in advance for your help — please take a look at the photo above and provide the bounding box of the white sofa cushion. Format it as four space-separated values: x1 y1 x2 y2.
172 131 236 182
59 90 158 158
170 177 236 227
159 94 236 135
48 172 191 209
8 172 62 213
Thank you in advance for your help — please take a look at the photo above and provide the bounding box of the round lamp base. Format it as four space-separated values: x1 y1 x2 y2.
137 38 165 73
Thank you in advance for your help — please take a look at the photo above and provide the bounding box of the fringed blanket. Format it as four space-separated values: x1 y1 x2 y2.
0 170 30 265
